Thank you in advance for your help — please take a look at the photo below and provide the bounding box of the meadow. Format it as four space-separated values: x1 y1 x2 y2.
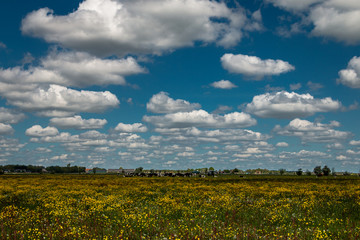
0 174 359 239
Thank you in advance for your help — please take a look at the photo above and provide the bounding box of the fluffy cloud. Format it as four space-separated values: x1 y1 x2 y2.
210 80 237 89
147 92 201 114
115 123 148 132
21 0 261 56
279 149 329 159
245 91 341 119
221 54 294 79
326 143 343 149
153 127 268 144
25 125 59 137
349 140 360 146
144 110 256 129
346 149 360 155
267 0 360 44
274 118 352 143
187 128 267 142
35 132 80 143
276 142 289 147
41 51 145 87
3 84 119 117
336 155 348 161
0 51 145 88
337 56 360 88
310 5 360 44
164 161 176 165
36 147 52 153
0 124 13 135
177 152 195 157
0 108 26 124
0 138 25 149
80 130 107 140
50 115 107 129
50 154 68 161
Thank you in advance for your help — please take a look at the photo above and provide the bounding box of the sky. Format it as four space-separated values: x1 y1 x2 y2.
1 0 360 171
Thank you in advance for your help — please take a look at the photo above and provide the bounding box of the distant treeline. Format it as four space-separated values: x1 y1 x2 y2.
0 165 86 174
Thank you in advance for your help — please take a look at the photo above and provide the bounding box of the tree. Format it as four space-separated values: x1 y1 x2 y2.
296 168 303 176
92 167 97 174
209 167 214 171
135 167 143 174
305 169 311 176
314 166 322 176
322 165 331 176
279 169 286 175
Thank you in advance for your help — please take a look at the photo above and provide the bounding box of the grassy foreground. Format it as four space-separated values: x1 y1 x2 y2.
0 175 359 239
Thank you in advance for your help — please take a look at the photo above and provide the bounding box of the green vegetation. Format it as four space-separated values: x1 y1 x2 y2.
0 175 359 239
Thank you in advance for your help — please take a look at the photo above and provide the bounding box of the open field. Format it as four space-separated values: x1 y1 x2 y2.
0 175 360 239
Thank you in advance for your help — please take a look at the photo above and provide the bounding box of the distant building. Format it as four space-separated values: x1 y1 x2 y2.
107 169 122 174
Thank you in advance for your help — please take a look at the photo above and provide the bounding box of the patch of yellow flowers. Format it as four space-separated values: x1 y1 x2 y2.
0 175 359 239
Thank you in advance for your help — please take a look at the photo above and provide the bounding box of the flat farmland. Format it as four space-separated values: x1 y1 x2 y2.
0 175 359 239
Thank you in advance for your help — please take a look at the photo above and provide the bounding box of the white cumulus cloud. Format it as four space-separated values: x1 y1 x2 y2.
4 84 119 117
336 155 348 160
210 80 237 89
36 132 80 143
25 125 59 137
147 92 201 114
177 152 195 157
41 51 145 87
50 154 68 161
50 115 107 129
245 91 341 119
276 142 289 147
310 5 360 45
0 124 13 135
221 53 294 79
267 0 360 44
338 56 360 88
279 149 329 159
115 123 148 133
21 0 261 57
274 118 352 143
0 108 26 124
0 51 145 88
349 140 360 146
144 110 256 128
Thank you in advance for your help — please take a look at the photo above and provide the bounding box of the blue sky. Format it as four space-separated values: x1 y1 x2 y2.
1 0 360 171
